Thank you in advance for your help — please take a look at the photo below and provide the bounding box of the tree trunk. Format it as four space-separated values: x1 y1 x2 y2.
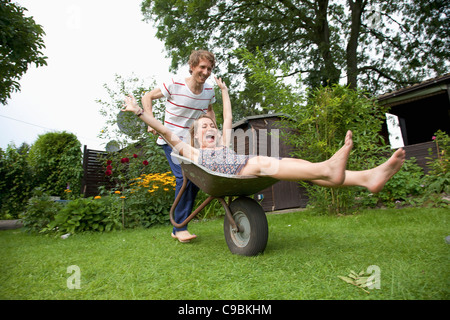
346 0 364 89
315 0 341 85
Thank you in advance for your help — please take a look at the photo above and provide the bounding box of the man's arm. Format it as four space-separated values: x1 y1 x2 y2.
206 104 216 122
142 88 164 134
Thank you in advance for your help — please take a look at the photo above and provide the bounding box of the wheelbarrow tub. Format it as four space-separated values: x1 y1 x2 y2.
171 153 278 197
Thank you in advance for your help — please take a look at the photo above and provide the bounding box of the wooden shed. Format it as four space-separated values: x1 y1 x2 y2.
231 113 308 212
378 73 450 171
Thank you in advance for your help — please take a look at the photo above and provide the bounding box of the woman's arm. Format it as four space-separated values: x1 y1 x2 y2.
122 95 198 161
214 77 232 147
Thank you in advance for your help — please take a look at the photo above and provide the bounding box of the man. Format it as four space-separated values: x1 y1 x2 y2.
142 50 217 243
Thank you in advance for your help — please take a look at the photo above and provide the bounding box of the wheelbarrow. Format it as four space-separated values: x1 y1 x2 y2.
169 152 278 256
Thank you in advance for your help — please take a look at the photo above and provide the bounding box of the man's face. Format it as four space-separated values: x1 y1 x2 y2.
190 58 213 84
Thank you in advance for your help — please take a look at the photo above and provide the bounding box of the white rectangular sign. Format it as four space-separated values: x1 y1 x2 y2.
385 113 405 149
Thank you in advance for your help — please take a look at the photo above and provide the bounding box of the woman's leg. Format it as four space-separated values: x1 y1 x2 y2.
239 131 353 187
311 148 406 193
240 140 405 193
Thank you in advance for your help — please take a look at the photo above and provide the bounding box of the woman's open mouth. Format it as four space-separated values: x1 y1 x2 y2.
205 131 216 144
205 134 215 143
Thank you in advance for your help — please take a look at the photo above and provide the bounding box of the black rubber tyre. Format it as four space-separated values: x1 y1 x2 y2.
224 197 268 256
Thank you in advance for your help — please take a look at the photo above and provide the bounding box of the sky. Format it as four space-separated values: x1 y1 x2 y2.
0 0 175 151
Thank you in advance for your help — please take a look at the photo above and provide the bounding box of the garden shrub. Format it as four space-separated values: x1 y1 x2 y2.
0 143 34 219
423 130 449 195
121 172 176 228
27 131 83 197
356 158 425 208
42 196 122 234
20 188 61 233
281 85 389 215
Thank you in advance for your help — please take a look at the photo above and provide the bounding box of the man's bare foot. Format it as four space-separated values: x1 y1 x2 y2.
171 230 197 243
366 148 406 193
325 130 353 185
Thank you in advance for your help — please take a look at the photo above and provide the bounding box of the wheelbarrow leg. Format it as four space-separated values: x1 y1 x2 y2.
217 198 239 233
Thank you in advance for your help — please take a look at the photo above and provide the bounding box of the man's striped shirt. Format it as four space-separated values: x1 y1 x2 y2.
158 77 216 145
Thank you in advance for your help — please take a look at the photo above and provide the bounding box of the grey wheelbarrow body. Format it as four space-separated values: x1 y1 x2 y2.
169 152 278 256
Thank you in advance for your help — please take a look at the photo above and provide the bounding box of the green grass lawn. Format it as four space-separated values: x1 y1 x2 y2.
0 207 448 300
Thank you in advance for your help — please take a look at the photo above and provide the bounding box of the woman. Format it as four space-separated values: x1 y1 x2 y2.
123 77 405 203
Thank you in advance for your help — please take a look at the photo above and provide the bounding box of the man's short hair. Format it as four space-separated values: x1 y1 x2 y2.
188 50 215 74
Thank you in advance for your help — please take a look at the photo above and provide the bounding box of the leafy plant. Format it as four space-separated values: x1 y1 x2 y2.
122 171 176 228
27 131 83 197
356 158 425 208
20 188 60 233
43 197 122 234
338 270 374 294
423 130 450 195
0 143 34 219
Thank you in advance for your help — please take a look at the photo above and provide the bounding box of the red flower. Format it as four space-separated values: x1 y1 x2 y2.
106 160 112 165
106 165 112 170
105 170 112 176
121 157 129 163
143 160 149 166
133 154 138 158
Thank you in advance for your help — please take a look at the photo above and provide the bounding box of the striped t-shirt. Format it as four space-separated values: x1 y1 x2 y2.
157 77 216 145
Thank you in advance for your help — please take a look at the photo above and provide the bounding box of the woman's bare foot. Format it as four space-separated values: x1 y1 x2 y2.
324 130 353 185
366 148 406 193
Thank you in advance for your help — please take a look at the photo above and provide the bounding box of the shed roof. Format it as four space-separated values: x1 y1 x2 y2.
232 112 289 129
378 73 450 107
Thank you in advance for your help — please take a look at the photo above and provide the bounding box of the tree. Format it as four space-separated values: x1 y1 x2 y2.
141 0 449 113
27 132 83 197
0 142 34 218
0 0 47 105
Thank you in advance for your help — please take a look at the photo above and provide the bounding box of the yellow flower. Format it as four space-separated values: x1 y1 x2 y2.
163 188 169 192
94 196 101 199
120 196 126 199
114 190 121 194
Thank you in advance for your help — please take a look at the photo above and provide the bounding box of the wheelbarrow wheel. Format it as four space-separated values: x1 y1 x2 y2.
224 197 268 256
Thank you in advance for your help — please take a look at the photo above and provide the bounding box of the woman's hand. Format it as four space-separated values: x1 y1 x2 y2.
122 94 140 114
214 76 228 91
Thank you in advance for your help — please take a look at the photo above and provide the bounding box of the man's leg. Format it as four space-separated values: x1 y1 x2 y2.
162 144 200 234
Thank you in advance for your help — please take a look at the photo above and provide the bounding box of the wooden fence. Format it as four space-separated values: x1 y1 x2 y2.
81 146 114 197
403 141 438 173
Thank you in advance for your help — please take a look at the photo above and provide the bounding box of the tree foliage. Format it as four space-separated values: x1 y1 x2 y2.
0 0 47 105
0 143 33 218
141 0 449 114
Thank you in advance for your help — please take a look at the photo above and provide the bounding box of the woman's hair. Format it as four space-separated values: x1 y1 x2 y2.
189 114 219 147
188 50 216 75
